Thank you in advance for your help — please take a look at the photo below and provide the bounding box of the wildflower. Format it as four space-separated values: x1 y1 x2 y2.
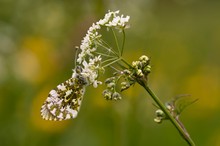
76 10 130 88
41 10 131 120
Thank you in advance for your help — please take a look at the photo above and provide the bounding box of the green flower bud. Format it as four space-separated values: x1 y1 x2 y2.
121 82 131 91
103 89 112 100
107 82 115 89
154 117 162 124
143 65 151 74
105 77 115 84
112 92 122 100
154 109 166 124
137 69 144 77
123 69 131 75
132 61 140 68
139 55 149 62
155 109 165 117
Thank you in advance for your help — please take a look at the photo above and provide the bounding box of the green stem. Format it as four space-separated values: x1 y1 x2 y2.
121 30 126 56
96 39 119 57
111 28 121 55
102 58 122 68
120 58 132 68
141 80 195 146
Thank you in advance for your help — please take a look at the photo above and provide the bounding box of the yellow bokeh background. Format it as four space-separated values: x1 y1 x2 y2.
1 0 220 146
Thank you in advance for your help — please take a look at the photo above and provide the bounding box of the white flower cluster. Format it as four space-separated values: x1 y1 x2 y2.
81 55 102 88
75 10 130 88
97 10 130 29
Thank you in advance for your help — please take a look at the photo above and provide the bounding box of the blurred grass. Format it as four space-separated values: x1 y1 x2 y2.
0 0 220 146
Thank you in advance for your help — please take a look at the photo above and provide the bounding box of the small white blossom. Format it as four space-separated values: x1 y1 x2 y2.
101 11 130 29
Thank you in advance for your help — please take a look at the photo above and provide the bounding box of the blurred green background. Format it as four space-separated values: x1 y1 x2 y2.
1 0 220 146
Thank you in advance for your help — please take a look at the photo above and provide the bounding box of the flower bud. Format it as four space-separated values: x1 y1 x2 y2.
154 109 166 124
107 82 115 89
154 117 162 124
105 77 115 84
137 69 144 77
143 65 151 74
155 109 165 117
139 55 149 62
121 82 130 91
103 90 112 100
132 61 140 68
112 92 122 100
123 69 131 75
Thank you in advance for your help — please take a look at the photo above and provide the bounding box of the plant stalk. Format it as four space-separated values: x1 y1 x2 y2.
140 79 195 146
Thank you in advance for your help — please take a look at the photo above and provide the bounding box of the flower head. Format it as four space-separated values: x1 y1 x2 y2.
75 10 130 88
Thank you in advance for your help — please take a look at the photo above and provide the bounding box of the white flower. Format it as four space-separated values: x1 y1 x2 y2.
75 10 130 88
103 11 130 29
78 56 102 88
77 10 130 64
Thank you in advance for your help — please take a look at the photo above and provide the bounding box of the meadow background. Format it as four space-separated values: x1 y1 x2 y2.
1 0 220 146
